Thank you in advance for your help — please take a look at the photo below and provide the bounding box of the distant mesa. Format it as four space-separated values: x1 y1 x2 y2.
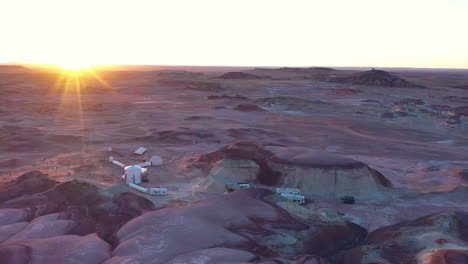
452 84 468 90
277 67 336 73
248 67 336 80
0 65 32 73
253 67 336 73
331 69 425 88
155 70 203 78
217 72 262 79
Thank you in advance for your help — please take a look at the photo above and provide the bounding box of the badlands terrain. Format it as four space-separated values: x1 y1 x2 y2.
0 65 468 263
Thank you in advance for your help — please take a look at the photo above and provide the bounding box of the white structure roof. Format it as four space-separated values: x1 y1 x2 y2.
276 188 301 195
134 147 148 155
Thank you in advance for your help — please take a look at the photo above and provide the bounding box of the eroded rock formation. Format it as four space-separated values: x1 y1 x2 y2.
196 142 391 197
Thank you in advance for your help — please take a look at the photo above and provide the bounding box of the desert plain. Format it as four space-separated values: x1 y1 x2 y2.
0 65 468 263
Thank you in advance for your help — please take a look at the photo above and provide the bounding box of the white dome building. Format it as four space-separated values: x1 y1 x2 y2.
124 165 142 184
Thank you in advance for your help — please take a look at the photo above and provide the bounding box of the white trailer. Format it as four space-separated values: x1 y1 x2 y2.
280 193 305 204
239 183 253 189
149 187 168 196
276 188 301 195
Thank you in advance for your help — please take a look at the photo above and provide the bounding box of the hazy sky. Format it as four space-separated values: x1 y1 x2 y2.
1 0 467 68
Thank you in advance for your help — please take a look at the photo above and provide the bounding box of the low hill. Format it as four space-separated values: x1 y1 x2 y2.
217 72 262 79
0 65 32 73
331 69 424 88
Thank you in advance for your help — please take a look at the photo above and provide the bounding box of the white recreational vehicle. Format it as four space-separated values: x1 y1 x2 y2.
149 188 168 196
280 193 305 204
276 188 301 195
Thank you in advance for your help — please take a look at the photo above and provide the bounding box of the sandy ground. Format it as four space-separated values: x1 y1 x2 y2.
1 67 468 232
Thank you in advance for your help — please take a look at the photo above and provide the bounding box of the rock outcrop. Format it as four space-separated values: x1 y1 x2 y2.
0 171 156 263
342 212 468 264
196 142 391 197
0 171 369 263
331 69 424 88
254 96 326 111
218 72 262 79
107 189 366 263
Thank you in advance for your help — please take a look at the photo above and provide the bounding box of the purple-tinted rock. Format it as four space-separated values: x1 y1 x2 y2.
0 222 28 243
0 171 57 203
0 172 156 244
108 189 366 264
459 169 468 181
6 219 78 242
166 248 256 264
393 98 425 105
234 104 266 112
112 192 156 218
381 112 395 119
218 72 262 80
0 209 28 226
342 212 468 264
0 234 111 264
331 69 424 88
454 106 468 117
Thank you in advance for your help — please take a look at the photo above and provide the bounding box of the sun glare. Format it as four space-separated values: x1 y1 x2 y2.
58 62 93 71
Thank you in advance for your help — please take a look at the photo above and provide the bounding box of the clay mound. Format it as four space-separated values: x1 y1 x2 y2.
196 142 391 196
266 146 391 197
452 84 468 90
108 189 366 263
207 94 247 100
325 88 361 95
184 115 214 121
0 171 156 243
342 211 468 264
393 98 425 105
0 171 58 203
254 96 326 111
233 104 266 112
331 69 424 88
454 106 468 117
0 233 111 264
218 72 262 79
444 96 468 103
